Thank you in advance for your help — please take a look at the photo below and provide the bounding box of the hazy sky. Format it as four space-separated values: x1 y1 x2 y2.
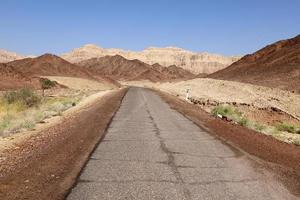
0 0 299 56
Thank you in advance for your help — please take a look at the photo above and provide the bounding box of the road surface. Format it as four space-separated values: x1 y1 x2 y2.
67 87 295 200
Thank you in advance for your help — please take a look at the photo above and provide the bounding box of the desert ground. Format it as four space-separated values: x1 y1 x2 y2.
1 80 300 199
0 35 299 199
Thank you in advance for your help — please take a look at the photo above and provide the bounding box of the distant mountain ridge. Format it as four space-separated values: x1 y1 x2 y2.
7 54 92 78
62 44 240 74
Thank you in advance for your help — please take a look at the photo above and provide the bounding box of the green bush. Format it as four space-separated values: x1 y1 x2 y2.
0 114 12 132
212 105 235 117
237 117 249 127
254 123 266 132
40 78 56 96
211 105 243 118
40 78 56 89
3 91 19 104
276 122 298 134
21 120 34 130
211 105 249 127
3 88 41 107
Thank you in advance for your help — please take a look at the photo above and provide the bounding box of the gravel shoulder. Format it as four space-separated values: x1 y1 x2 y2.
0 88 127 200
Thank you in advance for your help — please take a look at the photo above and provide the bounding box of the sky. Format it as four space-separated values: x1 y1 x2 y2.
0 0 299 56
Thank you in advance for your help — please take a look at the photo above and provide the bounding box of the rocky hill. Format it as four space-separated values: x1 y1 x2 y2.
77 55 194 82
0 49 25 63
209 35 300 93
62 44 240 74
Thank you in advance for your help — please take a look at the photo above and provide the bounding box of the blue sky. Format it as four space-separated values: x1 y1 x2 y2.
0 0 299 56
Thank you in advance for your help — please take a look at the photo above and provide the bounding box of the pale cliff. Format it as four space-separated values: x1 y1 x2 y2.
0 49 25 63
61 45 240 74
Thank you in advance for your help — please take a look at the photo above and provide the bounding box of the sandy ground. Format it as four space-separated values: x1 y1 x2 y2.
44 76 115 91
0 88 127 200
123 78 300 121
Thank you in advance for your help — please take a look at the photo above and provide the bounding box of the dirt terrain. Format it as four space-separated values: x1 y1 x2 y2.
77 55 194 82
209 35 300 93
0 88 127 200
0 86 299 199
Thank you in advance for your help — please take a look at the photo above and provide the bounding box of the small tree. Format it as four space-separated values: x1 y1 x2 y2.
40 78 56 97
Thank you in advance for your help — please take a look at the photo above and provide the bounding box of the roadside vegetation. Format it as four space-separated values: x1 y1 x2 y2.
0 87 81 137
40 78 56 96
211 105 300 146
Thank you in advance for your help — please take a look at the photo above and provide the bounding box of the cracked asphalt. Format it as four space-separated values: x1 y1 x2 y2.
67 87 297 200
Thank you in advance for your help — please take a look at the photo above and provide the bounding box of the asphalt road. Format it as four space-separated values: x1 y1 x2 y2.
67 87 296 200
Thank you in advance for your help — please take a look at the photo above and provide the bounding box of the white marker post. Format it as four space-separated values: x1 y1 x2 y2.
185 88 190 101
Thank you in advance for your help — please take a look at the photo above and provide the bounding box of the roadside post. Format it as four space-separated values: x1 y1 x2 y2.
185 88 190 101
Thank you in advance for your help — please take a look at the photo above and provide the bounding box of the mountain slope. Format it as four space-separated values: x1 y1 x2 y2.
62 44 240 74
209 35 300 92
0 63 38 90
